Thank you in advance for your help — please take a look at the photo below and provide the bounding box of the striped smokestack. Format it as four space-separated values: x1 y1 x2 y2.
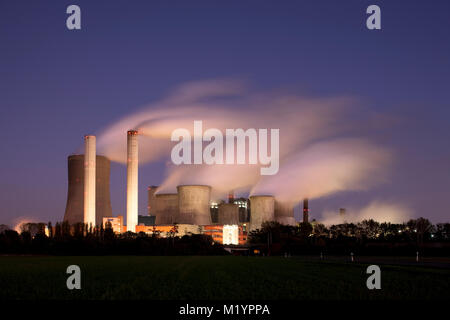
83 135 96 226
127 130 139 232
303 198 309 223
228 190 234 204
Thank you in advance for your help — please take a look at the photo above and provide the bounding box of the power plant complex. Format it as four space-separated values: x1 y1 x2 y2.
64 132 309 245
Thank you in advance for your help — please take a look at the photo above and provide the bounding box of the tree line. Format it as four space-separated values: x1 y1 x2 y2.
1 217 449 256
0 221 227 255
247 218 450 256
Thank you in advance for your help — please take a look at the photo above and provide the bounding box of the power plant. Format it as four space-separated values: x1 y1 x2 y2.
63 131 312 245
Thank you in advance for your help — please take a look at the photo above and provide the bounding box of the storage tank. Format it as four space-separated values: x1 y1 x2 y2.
154 193 178 225
249 195 275 231
63 154 112 226
177 185 212 225
274 201 296 226
218 203 239 225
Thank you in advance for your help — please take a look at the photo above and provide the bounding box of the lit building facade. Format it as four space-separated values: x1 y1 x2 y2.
203 224 247 245
103 215 124 234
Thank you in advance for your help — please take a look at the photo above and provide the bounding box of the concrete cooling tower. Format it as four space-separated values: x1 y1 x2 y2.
274 201 296 226
154 193 179 225
177 185 211 225
63 154 112 226
218 203 239 225
249 195 275 231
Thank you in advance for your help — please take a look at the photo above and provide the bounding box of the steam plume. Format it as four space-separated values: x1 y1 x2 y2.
97 79 392 203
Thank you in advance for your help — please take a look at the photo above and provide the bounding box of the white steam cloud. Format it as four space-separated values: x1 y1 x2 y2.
97 79 394 205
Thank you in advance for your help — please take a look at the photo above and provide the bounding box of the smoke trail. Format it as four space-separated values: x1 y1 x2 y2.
97 79 392 202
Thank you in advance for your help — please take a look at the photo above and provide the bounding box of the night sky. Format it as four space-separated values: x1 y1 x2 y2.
1 0 449 227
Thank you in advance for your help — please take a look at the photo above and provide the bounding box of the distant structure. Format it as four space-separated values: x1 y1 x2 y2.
274 201 296 226
154 193 178 225
249 195 275 231
103 215 123 234
63 154 112 226
218 203 239 225
177 185 212 225
234 198 249 223
83 135 96 226
222 225 239 245
303 198 309 223
228 190 234 204
126 130 139 232
210 201 221 223
339 208 346 222
138 215 156 226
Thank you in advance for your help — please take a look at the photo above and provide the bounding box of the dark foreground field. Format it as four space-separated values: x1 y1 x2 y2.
0 256 449 300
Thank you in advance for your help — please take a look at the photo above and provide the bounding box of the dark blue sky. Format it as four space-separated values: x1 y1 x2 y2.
1 0 449 226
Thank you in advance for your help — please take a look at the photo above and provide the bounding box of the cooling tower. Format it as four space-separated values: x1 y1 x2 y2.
177 185 212 225
126 130 138 232
154 193 179 225
84 135 96 226
249 195 275 231
147 185 158 215
274 201 296 226
63 155 112 225
218 203 239 225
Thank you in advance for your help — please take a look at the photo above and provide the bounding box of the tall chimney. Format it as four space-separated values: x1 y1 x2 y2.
84 135 96 226
303 198 309 223
228 190 234 204
127 130 139 232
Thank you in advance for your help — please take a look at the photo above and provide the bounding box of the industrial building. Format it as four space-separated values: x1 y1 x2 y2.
64 131 308 246
102 215 124 234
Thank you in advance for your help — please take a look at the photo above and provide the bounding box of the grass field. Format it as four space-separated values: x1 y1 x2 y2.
0 256 449 300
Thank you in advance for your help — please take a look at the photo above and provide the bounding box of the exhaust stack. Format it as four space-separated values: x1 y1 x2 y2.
303 198 309 223
228 190 234 204
127 130 139 232
83 135 96 226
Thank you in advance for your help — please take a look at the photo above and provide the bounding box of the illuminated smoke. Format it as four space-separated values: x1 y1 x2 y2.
250 138 391 201
97 79 392 203
320 201 412 225
13 217 37 233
